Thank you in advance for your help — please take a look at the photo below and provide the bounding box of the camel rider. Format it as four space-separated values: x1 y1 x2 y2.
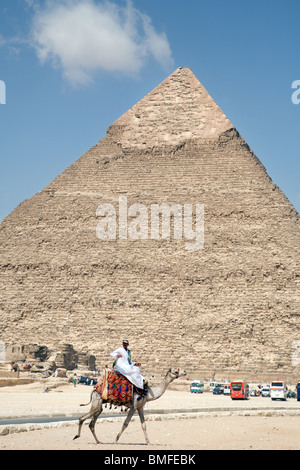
110 339 145 391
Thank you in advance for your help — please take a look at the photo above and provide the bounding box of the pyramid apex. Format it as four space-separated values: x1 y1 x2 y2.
173 66 195 73
168 66 199 80
107 67 233 148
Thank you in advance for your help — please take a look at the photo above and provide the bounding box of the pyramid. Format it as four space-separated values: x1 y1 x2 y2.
1 67 299 380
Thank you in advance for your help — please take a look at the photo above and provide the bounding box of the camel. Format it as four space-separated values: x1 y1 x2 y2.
73 368 186 444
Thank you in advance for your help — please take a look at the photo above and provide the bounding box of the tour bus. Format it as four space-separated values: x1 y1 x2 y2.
190 380 204 393
270 381 287 401
230 380 249 400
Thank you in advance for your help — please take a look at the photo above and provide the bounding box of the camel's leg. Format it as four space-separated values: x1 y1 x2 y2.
115 406 135 443
138 407 150 444
73 394 102 442
73 409 93 440
88 409 102 444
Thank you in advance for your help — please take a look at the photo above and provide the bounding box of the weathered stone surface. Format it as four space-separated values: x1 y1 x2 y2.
0 67 299 380
107 67 232 148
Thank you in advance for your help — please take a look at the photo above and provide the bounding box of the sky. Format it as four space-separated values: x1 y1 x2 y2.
0 0 299 222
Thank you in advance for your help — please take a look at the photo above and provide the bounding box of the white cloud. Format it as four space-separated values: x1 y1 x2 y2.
29 0 173 86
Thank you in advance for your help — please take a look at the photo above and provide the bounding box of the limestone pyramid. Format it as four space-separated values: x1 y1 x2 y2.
1 67 299 380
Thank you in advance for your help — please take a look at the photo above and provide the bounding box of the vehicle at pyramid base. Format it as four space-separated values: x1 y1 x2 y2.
296 382 300 402
260 386 271 397
230 380 249 400
190 380 204 393
270 381 288 401
209 381 226 392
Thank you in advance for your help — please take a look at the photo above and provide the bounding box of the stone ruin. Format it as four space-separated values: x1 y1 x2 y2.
3 343 96 372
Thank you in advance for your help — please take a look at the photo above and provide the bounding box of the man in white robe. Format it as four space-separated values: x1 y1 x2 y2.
110 339 144 389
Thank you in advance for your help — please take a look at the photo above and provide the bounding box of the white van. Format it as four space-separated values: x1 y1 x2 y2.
270 381 287 401
209 381 225 392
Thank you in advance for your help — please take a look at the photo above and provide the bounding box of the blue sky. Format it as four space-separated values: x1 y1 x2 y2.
0 0 299 222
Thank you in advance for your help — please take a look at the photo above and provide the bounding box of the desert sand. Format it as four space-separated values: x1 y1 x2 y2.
0 380 299 450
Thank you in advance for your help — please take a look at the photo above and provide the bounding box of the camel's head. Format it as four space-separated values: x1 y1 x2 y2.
166 368 187 380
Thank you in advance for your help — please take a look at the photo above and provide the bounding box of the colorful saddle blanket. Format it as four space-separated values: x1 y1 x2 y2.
95 370 133 405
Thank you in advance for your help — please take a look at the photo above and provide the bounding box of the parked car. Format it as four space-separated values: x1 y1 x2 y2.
261 387 271 397
223 384 230 396
250 389 258 397
79 376 97 385
79 375 88 384
287 391 296 399
213 386 223 395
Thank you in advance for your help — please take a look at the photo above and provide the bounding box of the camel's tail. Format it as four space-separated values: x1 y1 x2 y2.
79 389 97 406
79 401 91 407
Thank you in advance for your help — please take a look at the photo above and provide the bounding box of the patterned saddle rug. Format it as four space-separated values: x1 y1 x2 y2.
95 369 133 406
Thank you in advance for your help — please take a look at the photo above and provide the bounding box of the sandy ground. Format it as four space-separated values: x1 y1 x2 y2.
0 380 299 450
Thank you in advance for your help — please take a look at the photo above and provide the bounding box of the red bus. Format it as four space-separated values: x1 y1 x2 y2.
230 380 249 400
